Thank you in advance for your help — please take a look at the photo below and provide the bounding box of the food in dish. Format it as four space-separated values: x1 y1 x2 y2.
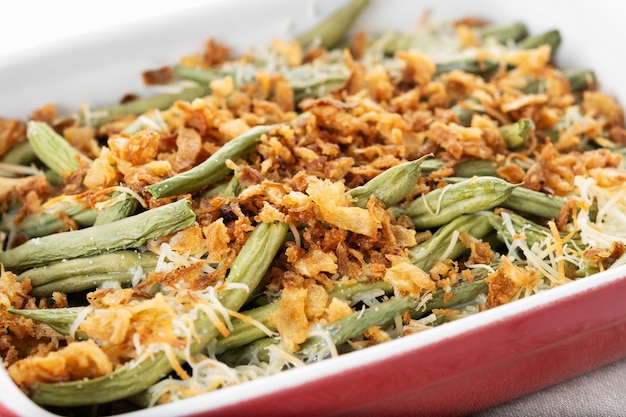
1 0 626 415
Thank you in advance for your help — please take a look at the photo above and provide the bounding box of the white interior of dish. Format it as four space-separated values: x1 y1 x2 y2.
1 0 625 415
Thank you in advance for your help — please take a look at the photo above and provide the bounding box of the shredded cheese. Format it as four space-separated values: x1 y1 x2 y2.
575 175 626 248
92 185 148 210
438 230 460 262
0 162 42 177
288 222 301 247
547 221 566 285
304 325 338 362
69 306 93 339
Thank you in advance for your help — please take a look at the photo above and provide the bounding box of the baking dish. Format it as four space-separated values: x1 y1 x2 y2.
1 1 626 416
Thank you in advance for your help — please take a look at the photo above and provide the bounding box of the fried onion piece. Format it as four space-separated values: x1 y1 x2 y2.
8 340 113 388
173 127 202 173
582 91 625 129
486 256 541 307
583 241 626 271
525 143 623 195
325 297 354 323
396 50 436 86
292 247 338 278
383 254 435 297
268 284 309 352
62 125 100 159
305 176 380 237
0 118 26 158
0 175 48 208
0 272 71 372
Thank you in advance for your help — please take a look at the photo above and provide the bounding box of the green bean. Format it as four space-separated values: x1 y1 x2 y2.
479 22 528 44
418 157 445 175
222 269 491 367
147 124 276 199
218 337 277 367
29 221 288 407
30 272 153 298
199 173 247 200
517 29 561 55
290 68 349 103
297 295 416 361
435 59 500 78
371 22 528 57
296 0 369 49
522 69 596 94
172 65 231 85
442 176 567 220
563 69 597 92
408 213 494 271
7 306 87 336
520 78 543 95
44 170 64 187
17 250 158 286
220 295 417 366
500 186 567 219
26 121 91 176
221 175 242 197
453 105 476 127
327 280 393 300
414 274 489 318
0 199 195 271
174 63 349 104
93 192 139 226
348 156 430 208
436 31 560 81
500 118 532 150
392 176 516 229
488 211 582 249
173 67 239 88
455 160 499 177
214 303 277 352
368 33 416 56
6 203 97 238
19 249 158 288
77 84 211 127
215 222 288 307
488 211 547 248
216 280 394 352
452 98 483 127
1 141 36 165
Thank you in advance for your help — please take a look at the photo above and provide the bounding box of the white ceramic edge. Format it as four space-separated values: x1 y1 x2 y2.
2 0 626 415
